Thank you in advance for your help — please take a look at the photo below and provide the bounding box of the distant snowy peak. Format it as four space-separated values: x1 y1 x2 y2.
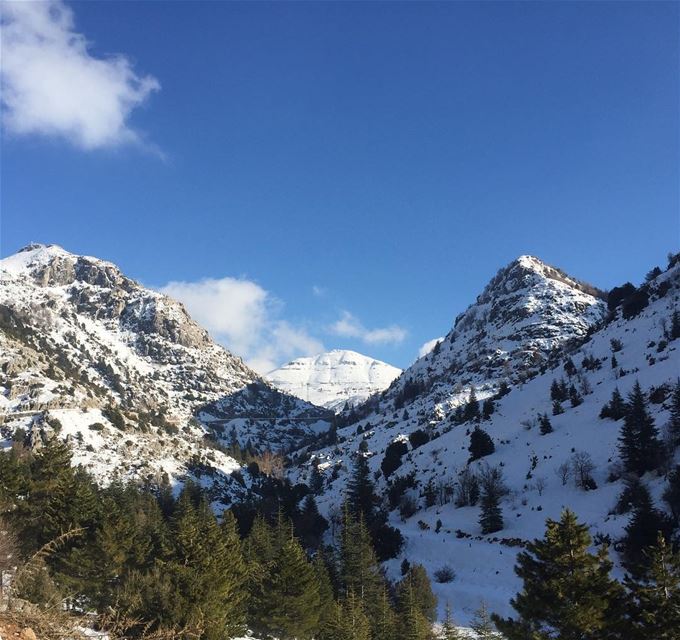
267 349 402 411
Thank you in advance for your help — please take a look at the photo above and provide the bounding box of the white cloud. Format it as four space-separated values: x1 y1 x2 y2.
418 337 443 358
159 277 323 375
0 0 160 150
312 285 327 297
329 311 407 346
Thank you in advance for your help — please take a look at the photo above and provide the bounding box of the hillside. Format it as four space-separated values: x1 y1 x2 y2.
293 255 679 623
0 244 329 499
267 349 402 411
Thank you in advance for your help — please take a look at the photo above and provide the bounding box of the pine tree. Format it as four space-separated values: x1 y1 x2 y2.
244 516 277 634
618 381 660 475
671 309 680 340
339 507 385 623
298 494 328 551
468 427 494 461
464 388 480 422
482 398 495 420
310 464 325 495
625 533 680 640
479 489 503 534
396 572 432 640
552 399 564 416
268 534 321 640
471 602 502 639
493 510 624 640
439 601 465 640
622 488 670 578
373 584 397 640
569 385 583 407
398 564 437 622
539 413 553 435
662 465 680 525
610 387 626 420
321 590 372 640
171 493 248 639
347 453 377 525
668 379 680 446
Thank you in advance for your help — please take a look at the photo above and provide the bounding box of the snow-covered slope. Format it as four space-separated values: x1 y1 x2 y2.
0 244 329 497
267 349 402 411
293 255 679 624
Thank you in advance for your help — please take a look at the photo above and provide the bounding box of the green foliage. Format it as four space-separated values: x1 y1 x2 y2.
493 509 624 640
624 533 680 640
618 381 661 476
468 427 494 461
479 489 503 535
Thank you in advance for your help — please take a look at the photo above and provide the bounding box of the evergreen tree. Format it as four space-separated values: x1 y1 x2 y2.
464 388 480 422
310 464 325 495
671 309 680 340
339 508 384 615
297 494 328 551
172 493 248 639
552 399 564 416
569 385 583 407
396 572 432 640
321 590 372 640
471 602 502 639
373 584 397 640
397 564 437 623
439 601 465 640
268 534 321 640
468 427 494 461
539 413 553 435
493 510 624 640
662 465 680 525
618 381 660 476
479 489 503 534
347 453 378 525
482 398 495 420
622 489 670 578
668 379 680 446
624 533 680 640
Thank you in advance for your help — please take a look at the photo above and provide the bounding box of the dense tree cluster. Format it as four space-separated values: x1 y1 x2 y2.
0 439 425 639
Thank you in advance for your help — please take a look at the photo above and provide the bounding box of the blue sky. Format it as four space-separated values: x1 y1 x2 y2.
1 1 678 372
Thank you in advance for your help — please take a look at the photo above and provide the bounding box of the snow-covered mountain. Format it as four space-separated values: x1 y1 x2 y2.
267 349 402 411
0 244 330 497
293 254 679 624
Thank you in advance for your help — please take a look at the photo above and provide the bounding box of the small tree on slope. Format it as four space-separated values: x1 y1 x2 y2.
492 509 624 640
618 381 660 476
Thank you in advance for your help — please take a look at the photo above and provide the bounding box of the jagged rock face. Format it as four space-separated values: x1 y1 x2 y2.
267 350 402 411
0 244 329 491
388 255 607 409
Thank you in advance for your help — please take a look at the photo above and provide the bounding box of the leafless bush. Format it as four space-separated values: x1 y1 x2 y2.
479 464 509 500
571 451 596 490
556 461 571 486
534 476 547 496
434 565 456 583
455 467 480 507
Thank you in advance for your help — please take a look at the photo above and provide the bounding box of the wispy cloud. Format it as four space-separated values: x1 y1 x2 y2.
0 0 160 151
311 285 327 297
159 276 323 374
418 337 443 357
329 311 407 346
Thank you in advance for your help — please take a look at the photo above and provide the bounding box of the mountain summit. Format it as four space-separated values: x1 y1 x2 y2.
0 244 329 492
267 349 401 411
